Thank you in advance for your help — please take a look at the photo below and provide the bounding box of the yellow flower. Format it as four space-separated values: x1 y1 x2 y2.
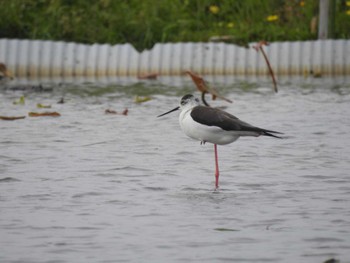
227 22 234 28
300 1 305 7
266 15 278 22
346 10 350 15
209 5 219 14
346 1 350 6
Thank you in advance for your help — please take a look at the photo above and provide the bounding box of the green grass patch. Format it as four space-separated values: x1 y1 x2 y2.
0 0 349 51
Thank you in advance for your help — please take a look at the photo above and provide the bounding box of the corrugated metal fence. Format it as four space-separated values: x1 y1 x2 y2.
1 38 349 79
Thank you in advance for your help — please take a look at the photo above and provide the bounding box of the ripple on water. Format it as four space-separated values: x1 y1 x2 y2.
0 177 21 183
109 165 153 177
304 237 344 243
143 186 168 191
19 194 52 200
72 191 106 199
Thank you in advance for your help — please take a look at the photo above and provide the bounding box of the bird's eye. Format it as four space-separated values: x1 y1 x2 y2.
195 98 199 103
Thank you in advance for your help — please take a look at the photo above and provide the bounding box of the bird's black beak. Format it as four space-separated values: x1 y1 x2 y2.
157 106 180 117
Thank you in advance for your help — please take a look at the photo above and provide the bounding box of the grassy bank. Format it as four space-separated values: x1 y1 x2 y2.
0 0 349 51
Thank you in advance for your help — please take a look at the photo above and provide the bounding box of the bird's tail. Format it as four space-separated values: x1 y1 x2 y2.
262 130 284 139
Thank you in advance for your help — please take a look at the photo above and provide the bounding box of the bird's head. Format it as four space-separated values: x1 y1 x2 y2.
157 94 200 117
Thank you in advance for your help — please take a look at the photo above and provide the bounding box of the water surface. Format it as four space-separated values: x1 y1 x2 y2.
1 78 350 262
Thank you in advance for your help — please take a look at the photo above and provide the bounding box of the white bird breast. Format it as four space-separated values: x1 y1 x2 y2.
179 109 240 145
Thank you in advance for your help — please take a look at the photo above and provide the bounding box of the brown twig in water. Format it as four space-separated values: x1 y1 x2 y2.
253 41 278 93
0 115 25 121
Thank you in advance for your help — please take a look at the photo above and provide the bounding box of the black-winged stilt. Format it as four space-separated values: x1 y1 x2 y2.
158 94 282 189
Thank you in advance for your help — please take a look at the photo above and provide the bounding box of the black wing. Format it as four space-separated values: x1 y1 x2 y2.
190 106 282 138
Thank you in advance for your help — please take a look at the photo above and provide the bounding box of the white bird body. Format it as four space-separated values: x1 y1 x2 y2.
179 106 240 145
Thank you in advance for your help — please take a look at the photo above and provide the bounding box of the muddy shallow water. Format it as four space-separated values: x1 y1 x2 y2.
1 77 350 262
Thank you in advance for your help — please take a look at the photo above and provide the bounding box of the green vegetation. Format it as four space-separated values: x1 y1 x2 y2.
0 0 349 51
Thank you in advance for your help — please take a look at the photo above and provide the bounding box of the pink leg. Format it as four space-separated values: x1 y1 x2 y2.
214 144 219 189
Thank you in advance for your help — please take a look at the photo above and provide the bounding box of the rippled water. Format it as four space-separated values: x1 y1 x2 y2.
1 77 350 263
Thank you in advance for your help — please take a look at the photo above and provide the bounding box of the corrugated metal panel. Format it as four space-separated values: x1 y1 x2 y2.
1 38 350 80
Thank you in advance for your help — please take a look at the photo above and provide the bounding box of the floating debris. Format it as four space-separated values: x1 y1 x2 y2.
105 109 117 114
134 96 152 103
0 115 26 121
105 108 128 115
28 112 61 117
121 109 128 115
13 96 25 105
37 103 52 109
